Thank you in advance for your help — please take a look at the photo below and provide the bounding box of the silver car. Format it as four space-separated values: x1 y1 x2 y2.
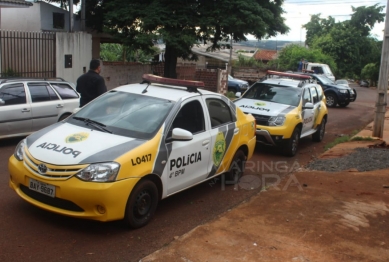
0 78 80 140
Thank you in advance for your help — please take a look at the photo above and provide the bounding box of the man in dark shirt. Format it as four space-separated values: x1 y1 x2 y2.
76 59 107 107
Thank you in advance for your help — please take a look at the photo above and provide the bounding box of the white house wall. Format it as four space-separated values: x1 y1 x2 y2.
1 2 80 32
56 32 92 85
1 4 41 31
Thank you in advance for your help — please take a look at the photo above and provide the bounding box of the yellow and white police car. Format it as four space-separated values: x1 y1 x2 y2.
234 70 328 156
9 74 256 228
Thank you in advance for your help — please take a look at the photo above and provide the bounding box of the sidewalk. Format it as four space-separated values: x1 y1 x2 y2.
141 110 389 262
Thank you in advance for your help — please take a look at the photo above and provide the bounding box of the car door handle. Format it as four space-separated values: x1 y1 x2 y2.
21 108 30 112
234 128 239 134
202 140 210 146
56 104 64 108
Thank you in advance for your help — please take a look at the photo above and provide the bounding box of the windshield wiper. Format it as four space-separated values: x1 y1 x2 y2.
73 117 112 134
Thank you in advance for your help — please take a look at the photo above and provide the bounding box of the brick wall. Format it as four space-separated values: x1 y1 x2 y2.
101 61 152 90
100 61 227 94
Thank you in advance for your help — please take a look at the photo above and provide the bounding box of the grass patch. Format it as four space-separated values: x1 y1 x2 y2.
324 130 363 151
225 91 236 100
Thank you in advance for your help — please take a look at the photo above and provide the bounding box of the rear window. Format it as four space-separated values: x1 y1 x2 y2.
51 83 79 99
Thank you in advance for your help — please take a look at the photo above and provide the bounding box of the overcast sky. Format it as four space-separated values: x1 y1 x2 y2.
253 0 388 42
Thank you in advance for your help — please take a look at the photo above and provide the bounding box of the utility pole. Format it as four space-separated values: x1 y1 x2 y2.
372 0 389 138
69 0 74 32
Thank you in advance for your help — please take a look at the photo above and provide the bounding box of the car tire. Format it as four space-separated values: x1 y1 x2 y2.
338 102 349 107
312 118 326 142
283 127 300 157
123 179 158 229
225 150 246 184
58 114 71 121
325 93 338 108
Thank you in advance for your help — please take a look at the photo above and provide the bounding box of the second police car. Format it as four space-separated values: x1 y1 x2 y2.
234 70 328 156
8 74 256 228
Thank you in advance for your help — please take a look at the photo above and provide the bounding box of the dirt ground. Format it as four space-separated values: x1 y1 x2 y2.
141 140 389 262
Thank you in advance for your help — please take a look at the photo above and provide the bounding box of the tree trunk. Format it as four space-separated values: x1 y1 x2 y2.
164 44 177 79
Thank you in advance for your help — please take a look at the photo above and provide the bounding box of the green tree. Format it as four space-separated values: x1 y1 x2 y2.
361 63 379 86
303 4 384 78
101 43 160 63
97 0 289 78
274 44 336 73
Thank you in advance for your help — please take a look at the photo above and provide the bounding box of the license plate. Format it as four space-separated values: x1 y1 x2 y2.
29 178 56 198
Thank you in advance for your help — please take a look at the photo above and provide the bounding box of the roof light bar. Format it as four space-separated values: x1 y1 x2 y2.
142 74 205 89
266 70 311 80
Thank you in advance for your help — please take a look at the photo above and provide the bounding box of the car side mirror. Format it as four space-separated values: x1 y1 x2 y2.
303 102 314 109
0 98 5 105
235 92 242 98
166 128 193 143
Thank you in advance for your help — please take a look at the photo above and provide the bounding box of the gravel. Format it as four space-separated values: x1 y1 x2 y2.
306 147 389 172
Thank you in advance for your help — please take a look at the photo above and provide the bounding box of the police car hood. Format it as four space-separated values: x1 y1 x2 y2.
234 98 295 116
26 122 145 165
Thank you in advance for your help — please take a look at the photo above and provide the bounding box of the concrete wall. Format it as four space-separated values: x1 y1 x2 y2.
1 2 80 32
100 62 152 90
56 32 92 85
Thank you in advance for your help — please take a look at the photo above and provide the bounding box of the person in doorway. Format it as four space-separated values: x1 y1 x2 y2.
297 58 304 72
76 59 107 107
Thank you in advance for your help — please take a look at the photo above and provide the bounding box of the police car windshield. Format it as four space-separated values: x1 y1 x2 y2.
242 83 301 107
71 91 174 139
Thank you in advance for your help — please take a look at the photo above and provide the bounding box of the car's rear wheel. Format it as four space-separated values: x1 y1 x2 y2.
123 180 158 229
228 87 237 94
225 150 246 184
283 127 300 157
58 114 71 121
325 93 338 108
312 118 326 142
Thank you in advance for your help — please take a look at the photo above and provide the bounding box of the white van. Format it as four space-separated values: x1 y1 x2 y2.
303 62 335 81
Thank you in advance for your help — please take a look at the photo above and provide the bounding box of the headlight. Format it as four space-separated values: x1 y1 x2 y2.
268 116 285 126
14 139 26 161
76 162 120 182
339 89 348 93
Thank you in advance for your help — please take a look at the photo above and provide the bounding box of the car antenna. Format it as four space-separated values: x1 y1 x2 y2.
140 79 151 93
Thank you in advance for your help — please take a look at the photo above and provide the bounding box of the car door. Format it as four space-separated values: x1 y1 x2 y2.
310 85 323 128
203 95 239 177
27 82 61 132
165 98 211 195
301 88 314 135
49 82 80 112
0 83 32 138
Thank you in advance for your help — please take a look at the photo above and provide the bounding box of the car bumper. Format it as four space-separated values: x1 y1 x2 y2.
8 155 139 222
255 126 291 146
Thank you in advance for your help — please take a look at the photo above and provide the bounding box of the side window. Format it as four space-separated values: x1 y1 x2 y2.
303 88 312 105
47 86 60 100
51 83 79 99
315 85 324 101
310 86 319 104
0 84 26 105
171 100 205 134
206 98 233 128
27 83 52 103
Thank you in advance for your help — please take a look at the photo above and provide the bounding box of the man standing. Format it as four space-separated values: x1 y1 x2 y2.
297 58 304 72
76 59 107 107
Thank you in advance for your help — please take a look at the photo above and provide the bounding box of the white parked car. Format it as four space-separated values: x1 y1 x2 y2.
0 78 80 140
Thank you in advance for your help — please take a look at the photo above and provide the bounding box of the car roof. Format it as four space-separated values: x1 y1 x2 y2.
261 78 302 88
113 74 216 102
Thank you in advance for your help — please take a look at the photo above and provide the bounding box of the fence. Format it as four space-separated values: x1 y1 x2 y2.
0 30 56 78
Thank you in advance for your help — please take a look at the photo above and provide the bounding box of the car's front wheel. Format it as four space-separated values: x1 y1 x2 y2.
325 93 338 108
283 127 300 157
312 118 326 142
225 150 246 184
123 179 158 229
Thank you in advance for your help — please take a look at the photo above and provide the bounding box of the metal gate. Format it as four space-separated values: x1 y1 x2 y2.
0 30 56 78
